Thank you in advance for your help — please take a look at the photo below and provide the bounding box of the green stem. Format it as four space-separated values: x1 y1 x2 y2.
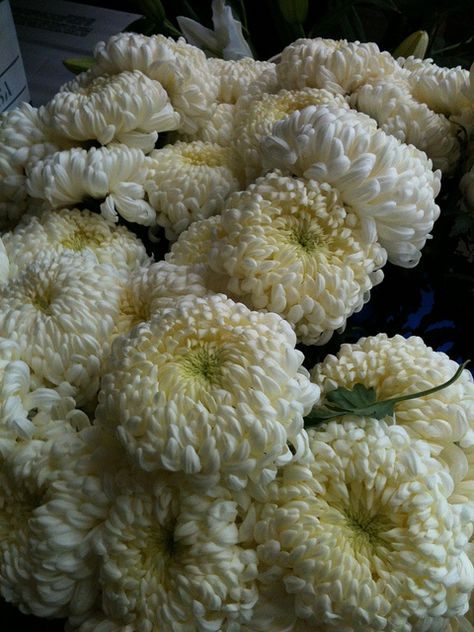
379 360 470 406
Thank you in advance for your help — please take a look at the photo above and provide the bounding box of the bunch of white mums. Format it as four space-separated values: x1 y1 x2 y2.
1 32 474 631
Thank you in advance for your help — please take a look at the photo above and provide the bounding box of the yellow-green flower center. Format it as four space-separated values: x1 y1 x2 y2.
182 346 222 385
61 226 103 251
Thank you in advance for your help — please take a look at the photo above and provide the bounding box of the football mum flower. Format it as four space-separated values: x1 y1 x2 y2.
0 431 108 619
96 294 319 488
351 79 462 174
234 87 349 182
254 419 474 630
145 141 242 240
209 171 387 345
276 37 400 94
2 208 150 279
91 32 219 134
41 70 180 153
261 104 441 267
0 253 122 404
92 470 258 630
26 145 156 225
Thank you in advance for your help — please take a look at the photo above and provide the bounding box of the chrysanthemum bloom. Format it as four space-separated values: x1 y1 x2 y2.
41 70 180 153
0 253 122 404
26 145 156 225
253 419 474 630
234 87 349 182
96 294 319 488
114 261 211 336
91 32 219 134
0 103 72 229
0 430 110 619
262 105 441 267
208 171 387 345
2 208 150 279
352 79 461 174
208 57 275 104
145 141 242 240
87 465 258 630
276 37 400 94
166 215 233 294
0 352 89 456
311 333 474 449
398 56 471 117
177 102 236 146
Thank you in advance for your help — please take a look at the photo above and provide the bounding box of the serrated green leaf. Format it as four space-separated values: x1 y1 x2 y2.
305 360 470 428
326 383 377 410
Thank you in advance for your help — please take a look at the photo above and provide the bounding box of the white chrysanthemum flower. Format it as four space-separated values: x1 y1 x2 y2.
166 215 232 294
0 431 109 619
209 171 387 345
41 70 180 153
177 102 236 146
254 419 474 630
145 141 242 240
96 294 319 488
115 260 211 335
92 469 258 630
262 105 441 267
310 333 474 450
0 101 70 164
398 56 471 116
0 253 122 404
352 79 462 174
0 103 72 230
2 208 150 279
208 57 275 104
234 87 349 182
91 32 219 134
277 37 401 94
0 354 89 456
26 145 156 225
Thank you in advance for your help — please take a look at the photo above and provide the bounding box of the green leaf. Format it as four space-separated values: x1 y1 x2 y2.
62 57 95 75
326 383 377 410
305 360 470 427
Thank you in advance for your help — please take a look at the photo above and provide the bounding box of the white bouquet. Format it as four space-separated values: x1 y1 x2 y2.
1 8 474 630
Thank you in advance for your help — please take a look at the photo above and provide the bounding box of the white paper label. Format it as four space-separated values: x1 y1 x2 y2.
0 0 29 112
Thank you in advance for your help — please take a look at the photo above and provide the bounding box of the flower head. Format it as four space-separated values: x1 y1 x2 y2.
145 141 242 239
92 470 258 629
262 104 441 267
254 419 474 629
114 261 211 336
41 70 180 153
352 79 462 174
398 56 471 116
96 294 319 488
310 333 474 450
234 87 349 182
0 253 122 404
209 171 387 345
276 37 400 94
26 145 156 225
91 33 220 134
2 208 150 279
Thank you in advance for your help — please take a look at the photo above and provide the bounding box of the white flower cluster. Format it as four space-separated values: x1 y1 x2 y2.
0 26 472 631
